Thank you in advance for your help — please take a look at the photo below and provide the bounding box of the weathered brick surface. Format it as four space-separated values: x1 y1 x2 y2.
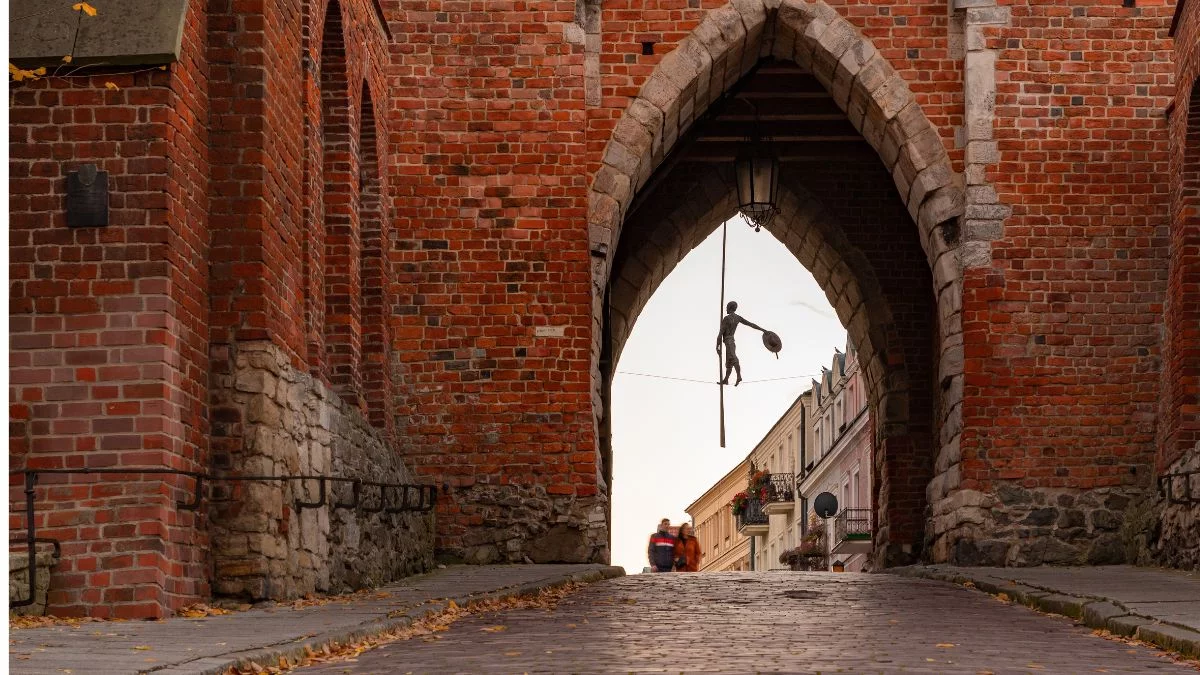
1158 0 1200 570
7 0 1200 616
9 0 211 618
9 0 423 616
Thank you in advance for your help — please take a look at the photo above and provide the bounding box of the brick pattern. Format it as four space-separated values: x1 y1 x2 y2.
359 87 392 431
1157 0 1200 570
320 1 365 407
1162 2 1199 472
9 0 412 617
8 0 211 618
960 1 1174 489
8 0 1200 617
381 0 603 563
590 1 959 566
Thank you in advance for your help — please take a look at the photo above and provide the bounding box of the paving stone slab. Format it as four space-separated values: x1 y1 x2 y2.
896 564 1200 660
1136 623 1200 659
1082 600 1129 627
9 564 623 675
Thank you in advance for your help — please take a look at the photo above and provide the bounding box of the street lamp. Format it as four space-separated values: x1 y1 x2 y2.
734 138 780 232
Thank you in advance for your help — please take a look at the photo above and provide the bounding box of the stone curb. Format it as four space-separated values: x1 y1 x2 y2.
890 566 1200 659
145 566 625 675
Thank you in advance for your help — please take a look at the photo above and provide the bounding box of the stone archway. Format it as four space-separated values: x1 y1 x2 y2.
589 0 967 565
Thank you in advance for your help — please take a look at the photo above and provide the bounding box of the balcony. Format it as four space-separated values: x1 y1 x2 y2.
832 508 872 555
736 498 769 536
761 473 795 515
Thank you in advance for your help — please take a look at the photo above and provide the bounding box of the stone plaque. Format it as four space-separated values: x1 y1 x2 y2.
66 164 109 228
534 326 566 338
9 0 187 67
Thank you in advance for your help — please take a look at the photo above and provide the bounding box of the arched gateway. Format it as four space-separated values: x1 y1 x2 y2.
589 0 966 567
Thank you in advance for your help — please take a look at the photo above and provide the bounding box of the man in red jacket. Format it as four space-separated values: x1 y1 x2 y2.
647 518 677 572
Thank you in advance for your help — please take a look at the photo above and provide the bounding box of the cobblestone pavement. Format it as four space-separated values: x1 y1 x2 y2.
299 571 1199 674
8 565 619 675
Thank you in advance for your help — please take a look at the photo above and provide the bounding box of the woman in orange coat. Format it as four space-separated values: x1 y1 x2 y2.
673 522 702 572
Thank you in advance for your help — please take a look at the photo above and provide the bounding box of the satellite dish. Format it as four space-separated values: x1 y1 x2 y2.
814 492 838 519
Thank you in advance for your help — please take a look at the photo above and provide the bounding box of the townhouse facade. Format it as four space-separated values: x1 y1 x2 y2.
798 347 873 571
686 457 752 572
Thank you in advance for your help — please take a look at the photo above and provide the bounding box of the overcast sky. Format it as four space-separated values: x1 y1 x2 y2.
610 214 848 574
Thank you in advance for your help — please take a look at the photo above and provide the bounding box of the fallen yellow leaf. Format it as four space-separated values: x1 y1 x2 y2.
62 55 73 63
133 646 152 651
503 651 521 657
105 81 119 90
72 2 97 16
936 643 955 648
481 625 508 633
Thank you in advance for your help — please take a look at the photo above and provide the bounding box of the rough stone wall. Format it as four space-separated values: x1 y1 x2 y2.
209 341 432 600
9 551 58 616
1156 0 1200 570
8 0 211 618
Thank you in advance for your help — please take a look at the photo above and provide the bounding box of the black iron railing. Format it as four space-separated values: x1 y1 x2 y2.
8 468 440 608
834 508 871 543
736 498 768 529
764 473 794 503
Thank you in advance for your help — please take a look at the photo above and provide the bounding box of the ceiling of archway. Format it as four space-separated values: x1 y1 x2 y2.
626 58 878 221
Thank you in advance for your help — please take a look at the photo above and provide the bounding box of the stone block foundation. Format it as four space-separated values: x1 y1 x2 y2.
209 341 433 600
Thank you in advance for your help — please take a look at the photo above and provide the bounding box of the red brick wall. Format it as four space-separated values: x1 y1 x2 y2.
959 0 1174 501
8 0 211 618
589 0 966 178
381 1 602 558
1162 0 1199 472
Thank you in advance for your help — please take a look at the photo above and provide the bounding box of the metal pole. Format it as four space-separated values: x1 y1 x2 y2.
719 219 727 448
16 471 37 608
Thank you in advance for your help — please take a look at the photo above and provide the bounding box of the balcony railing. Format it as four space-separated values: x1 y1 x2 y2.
736 498 768 533
764 473 795 503
834 508 872 544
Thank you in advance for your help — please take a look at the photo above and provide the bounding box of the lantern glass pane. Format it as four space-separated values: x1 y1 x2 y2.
751 157 773 205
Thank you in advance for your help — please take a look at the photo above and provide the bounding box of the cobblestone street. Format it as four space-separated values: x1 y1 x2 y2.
299 572 1197 674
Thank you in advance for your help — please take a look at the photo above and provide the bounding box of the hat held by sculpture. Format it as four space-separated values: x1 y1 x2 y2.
762 331 782 359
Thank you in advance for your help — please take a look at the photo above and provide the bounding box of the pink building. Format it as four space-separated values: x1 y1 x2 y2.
798 345 873 571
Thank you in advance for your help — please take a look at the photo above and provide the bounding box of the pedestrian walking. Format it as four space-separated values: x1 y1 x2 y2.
647 518 677 573
673 522 702 572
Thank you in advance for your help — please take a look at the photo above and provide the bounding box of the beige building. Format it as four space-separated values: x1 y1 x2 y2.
685 456 751 572
687 390 814 572
747 391 812 571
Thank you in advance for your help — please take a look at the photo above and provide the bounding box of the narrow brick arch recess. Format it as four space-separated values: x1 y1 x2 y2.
319 0 363 406
589 0 966 566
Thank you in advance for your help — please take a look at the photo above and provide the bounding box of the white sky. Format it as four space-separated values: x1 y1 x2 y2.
610 214 848 574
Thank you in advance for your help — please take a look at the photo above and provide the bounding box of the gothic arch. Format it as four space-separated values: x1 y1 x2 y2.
590 0 967 565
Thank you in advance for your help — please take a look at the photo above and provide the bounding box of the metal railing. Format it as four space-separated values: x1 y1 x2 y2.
8 468 440 607
1160 469 1200 504
834 508 872 543
764 473 794 503
736 498 768 529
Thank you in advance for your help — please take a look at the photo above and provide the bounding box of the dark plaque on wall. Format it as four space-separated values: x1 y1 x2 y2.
66 164 109 228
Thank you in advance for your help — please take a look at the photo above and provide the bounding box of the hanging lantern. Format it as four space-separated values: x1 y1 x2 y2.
734 140 780 232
